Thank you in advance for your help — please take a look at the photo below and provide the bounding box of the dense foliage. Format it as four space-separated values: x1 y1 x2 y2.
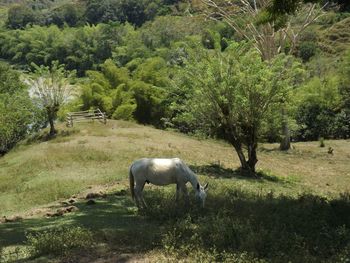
0 1 349 261
170 44 303 171
0 0 349 151
5 0 182 29
0 62 43 154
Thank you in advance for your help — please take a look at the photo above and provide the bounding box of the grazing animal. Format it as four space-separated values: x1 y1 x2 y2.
129 158 208 208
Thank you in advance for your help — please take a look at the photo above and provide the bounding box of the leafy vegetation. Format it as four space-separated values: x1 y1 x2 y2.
24 61 77 135
0 0 348 158
174 44 303 172
0 0 349 261
0 62 44 155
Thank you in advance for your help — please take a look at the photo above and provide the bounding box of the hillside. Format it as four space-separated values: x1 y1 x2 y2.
1 120 349 216
0 121 350 262
320 16 350 54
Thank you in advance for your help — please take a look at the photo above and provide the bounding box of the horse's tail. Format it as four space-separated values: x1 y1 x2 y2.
129 165 135 200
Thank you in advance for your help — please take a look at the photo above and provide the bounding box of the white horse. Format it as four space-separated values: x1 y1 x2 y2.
129 158 208 208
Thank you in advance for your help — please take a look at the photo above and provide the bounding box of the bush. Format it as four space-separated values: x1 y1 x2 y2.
112 103 136 120
26 226 94 257
0 63 45 154
298 41 317 62
319 137 325 147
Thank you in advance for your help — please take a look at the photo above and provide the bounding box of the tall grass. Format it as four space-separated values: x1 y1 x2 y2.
142 188 350 262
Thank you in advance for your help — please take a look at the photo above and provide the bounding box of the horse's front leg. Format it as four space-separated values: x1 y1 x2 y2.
181 185 189 204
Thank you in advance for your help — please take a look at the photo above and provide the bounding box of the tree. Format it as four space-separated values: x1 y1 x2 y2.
49 4 84 27
24 62 76 136
202 0 326 60
0 62 43 154
201 0 326 150
182 44 301 173
6 4 36 29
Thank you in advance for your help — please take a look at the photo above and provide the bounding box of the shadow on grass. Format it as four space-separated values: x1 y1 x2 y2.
142 189 350 262
0 194 160 252
190 164 282 182
23 129 79 146
1 189 349 262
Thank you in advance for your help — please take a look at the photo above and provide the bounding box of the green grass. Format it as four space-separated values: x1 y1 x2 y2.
0 120 349 262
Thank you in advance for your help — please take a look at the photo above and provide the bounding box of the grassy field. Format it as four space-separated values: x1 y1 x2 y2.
0 120 349 262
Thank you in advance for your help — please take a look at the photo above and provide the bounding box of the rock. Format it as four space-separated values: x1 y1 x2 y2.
328 147 334 154
86 192 106 199
61 201 70 206
86 192 99 199
68 199 76 204
4 215 23 223
86 199 96 205
46 212 55 217
46 212 62 217
66 206 79 212
56 208 66 216
46 205 79 217
115 189 127 196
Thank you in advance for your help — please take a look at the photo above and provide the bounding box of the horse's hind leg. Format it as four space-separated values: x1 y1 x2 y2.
176 184 180 202
140 183 147 208
141 194 147 209
135 181 146 209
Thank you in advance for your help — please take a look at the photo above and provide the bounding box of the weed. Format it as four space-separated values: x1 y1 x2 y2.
320 137 325 147
26 226 94 258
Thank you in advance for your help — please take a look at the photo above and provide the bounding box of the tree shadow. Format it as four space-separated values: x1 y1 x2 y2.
189 164 282 183
259 146 281 153
0 189 349 262
0 194 161 252
23 129 79 145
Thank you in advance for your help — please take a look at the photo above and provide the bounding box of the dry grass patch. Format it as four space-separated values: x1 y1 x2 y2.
0 120 349 216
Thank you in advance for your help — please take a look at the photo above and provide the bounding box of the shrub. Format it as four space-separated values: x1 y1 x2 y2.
26 226 94 257
319 137 325 147
298 41 317 62
112 103 136 120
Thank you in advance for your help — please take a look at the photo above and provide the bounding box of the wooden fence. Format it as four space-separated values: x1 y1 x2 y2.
66 109 106 127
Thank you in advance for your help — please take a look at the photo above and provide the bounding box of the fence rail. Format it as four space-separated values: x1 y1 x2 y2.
66 109 106 127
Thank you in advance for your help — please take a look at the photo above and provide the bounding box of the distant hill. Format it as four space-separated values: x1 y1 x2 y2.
320 17 350 55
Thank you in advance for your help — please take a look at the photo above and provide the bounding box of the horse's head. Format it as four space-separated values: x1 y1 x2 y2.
196 183 209 208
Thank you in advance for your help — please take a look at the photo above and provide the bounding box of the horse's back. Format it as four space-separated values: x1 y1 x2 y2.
130 158 189 185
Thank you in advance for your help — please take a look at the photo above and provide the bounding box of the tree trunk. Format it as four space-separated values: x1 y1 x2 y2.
280 106 290 151
236 147 249 170
247 143 258 173
231 141 257 175
47 109 57 136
